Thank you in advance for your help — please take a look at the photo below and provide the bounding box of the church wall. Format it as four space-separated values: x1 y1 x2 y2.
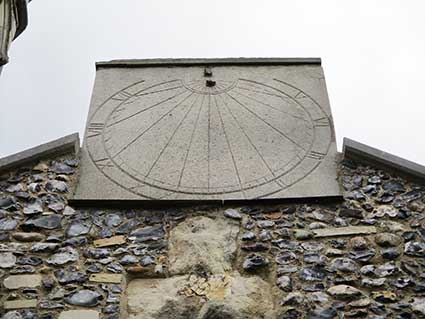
1 153 425 318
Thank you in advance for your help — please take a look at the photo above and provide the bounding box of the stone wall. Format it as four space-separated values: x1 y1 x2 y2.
1 155 425 319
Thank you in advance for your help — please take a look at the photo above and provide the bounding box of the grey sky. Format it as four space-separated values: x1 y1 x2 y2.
1 0 424 165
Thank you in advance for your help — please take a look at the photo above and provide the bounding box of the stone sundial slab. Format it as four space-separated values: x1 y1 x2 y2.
73 58 342 201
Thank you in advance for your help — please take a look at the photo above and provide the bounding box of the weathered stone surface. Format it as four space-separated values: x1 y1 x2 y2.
0 252 16 268
168 216 239 274
327 285 362 299
46 247 79 265
93 235 126 248
3 299 38 309
412 298 425 316
65 290 103 307
23 214 62 230
375 233 402 247
89 273 123 284
313 226 377 238
127 272 275 319
224 208 242 220
75 61 340 201
3 274 42 289
12 232 46 242
59 310 100 319
129 225 164 243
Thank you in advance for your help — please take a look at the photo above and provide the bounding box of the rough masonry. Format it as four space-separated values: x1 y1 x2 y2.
1 149 425 318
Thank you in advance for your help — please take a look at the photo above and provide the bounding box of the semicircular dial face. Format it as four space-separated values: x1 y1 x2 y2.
86 76 333 200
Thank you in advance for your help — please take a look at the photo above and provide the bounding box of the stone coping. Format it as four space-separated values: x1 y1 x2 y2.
343 137 425 184
96 57 322 69
0 133 80 173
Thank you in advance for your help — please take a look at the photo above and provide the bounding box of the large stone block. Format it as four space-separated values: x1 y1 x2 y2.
168 216 239 275
3 274 42 289
127 272 275 319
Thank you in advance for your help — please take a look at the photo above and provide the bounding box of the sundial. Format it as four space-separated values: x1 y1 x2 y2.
73 58 341 201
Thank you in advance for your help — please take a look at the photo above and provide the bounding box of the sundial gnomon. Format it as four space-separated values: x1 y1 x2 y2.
84 67 333 200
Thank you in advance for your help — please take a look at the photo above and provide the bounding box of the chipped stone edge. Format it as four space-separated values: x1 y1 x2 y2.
0 133 80 174
343 137 425 185
96 57 322 69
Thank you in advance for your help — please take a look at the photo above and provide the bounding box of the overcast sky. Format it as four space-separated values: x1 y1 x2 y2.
0 0 424 165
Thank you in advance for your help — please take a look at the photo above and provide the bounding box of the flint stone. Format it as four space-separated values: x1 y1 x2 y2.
168 216 238 275
0 218 18 231
12 232 45 242
84 248 110 259
375 233 402 247
66 221 91 237
0 252 17 268
24 215 62 230
45 180 68 192
0 196 18 210
55 270 88 284
17 256 42 266
404 241 425 257
329 258 358 273
327 285 362 299
243 254 269 271
299 266 326 281
51 162 75 175
3 275 42 289
339 208 363 219
412 298 425 316
105 214 122 227
47 247 79 265
23 200 43 215
30 243 59 253
224 208 242 220
65 290 103 307
129 225 164 242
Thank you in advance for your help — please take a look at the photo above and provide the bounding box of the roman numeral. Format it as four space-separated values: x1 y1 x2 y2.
87 123 104 138
307 151 326 160
94 158 114 169
313 117 329 127
111 90 134 101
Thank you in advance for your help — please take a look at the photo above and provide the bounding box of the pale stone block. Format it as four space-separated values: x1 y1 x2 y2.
313 226 377 238
3 274 42 289
59 310 100 319
93 235 126 247
168 216 239 275
3 299 37 309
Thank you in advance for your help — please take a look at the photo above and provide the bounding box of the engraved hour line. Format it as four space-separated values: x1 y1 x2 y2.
213 93 245 196
217 94 277 179
87 123 104 138
107 88 186 128
313 117 329 127
177 95 206 187
307 151 326 160
110 92 195 159
225 92 307 152
145 94 201 178
232 88 308 122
